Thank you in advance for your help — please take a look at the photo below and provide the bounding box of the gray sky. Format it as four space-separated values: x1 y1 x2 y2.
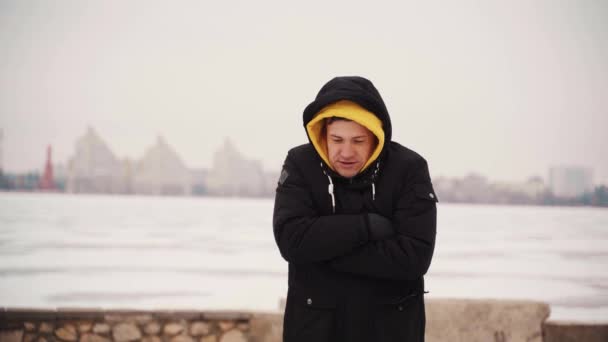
1 0 607 184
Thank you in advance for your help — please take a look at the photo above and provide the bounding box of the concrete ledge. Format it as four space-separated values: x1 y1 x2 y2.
425 298 550 342
0 308 253 323
543 321 608 342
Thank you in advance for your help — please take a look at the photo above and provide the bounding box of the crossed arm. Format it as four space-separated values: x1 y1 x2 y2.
273 151 437 281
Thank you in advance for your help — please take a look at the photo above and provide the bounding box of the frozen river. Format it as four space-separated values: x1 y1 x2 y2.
0 192 606 323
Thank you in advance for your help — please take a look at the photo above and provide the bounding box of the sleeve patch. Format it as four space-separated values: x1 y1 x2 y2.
278 168 289 185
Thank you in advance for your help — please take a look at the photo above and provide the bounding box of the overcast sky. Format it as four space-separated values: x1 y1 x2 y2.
1 0 607 184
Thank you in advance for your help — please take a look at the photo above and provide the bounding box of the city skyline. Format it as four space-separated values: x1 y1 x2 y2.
1 1 607 183
2 125 601 190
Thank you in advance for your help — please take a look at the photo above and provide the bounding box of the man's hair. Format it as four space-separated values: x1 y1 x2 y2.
321 116 352 139
326 116 352 125
321 116 378 148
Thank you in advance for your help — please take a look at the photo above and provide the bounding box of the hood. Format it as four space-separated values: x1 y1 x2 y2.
306 100 384 172
303 76 392 173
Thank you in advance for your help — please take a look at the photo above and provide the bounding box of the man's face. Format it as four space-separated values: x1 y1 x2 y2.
326 119 376 178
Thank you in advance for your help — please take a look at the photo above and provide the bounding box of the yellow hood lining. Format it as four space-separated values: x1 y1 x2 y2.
306 100 385 173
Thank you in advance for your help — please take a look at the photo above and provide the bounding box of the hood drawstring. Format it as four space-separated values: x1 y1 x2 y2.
372 183 375 201
371 161 381 201
321 162 336 213
321 161 381 214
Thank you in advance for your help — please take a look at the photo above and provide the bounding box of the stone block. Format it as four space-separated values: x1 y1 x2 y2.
77 323 92 333
200 336 217 342
190 322 210 336
170 335 194 342
143 322 161 335
24 322 37 331
79 333 111 342
219 330 246 342
38 323 54 334
112 323 141 342
163 323 184 336
55 324 77 341
91 324 109 335
141 336 162 342
218 321 234 332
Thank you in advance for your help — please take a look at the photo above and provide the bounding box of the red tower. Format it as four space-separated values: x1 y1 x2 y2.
39 145 55 190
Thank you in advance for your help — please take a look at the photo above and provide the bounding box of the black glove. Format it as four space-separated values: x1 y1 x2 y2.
366 213 394 241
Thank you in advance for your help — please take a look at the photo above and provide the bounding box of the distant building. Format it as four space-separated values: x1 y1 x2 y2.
66 127 128 194
132 136 192 196
521 176 546 198
206 138 267 196
433 173 547 205
2 170 39 191
264 170 280 196
23 127 279 197
190 168 209 196
53 162 68 191
38 145 56 190
549 166 593 198
494 176 546 198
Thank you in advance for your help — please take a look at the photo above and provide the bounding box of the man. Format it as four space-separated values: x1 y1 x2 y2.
273 76 438 342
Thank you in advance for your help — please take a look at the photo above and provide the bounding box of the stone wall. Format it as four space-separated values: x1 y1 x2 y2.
0 309 258 342
2 304 607 342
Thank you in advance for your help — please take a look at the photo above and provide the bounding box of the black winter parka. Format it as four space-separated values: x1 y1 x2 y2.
273 76 438 342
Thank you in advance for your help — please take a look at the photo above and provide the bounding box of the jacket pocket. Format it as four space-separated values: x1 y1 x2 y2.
372 292 425 342
284 290 337 342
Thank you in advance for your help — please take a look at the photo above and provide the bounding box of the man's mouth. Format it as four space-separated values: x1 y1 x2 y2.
338 161 358 168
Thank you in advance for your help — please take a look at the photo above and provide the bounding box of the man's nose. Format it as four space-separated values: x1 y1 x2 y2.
340 143 355 159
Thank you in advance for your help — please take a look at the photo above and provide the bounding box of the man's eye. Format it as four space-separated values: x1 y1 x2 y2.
354 140 365 144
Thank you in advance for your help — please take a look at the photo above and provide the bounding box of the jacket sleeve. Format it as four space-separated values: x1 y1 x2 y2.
329 157 437 280
273 151 370 264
